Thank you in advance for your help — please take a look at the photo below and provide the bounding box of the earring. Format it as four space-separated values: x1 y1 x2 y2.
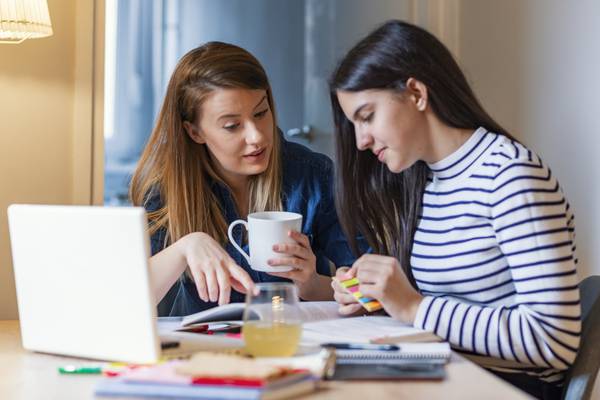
417 98 426 111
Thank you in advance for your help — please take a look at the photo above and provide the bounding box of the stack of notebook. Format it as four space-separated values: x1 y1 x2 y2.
94 354 317 399
329 342 452 380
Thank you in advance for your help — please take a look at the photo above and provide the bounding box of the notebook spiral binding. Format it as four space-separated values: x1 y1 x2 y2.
335 349 450 364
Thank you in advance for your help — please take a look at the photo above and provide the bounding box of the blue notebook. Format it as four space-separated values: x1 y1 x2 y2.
329 343 451 381
330 362 446 380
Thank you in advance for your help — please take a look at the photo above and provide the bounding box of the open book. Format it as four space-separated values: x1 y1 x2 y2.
181 301 341 327
181 302 440 345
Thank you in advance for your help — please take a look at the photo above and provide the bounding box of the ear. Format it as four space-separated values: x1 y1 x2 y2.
406 77 428 112
183 121 206 144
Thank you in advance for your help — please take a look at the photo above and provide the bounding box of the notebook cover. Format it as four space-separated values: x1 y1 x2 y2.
329 362 446 381
94 375 316 399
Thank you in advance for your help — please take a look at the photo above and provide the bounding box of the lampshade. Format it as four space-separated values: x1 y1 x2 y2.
0 0 53 44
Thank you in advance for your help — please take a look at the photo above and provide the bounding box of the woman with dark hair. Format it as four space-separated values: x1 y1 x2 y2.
330 20 579 400
130 42 358 317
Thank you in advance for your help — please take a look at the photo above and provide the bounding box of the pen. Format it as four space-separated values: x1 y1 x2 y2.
59 363 147 377
160 340 180 350
321 342 400 351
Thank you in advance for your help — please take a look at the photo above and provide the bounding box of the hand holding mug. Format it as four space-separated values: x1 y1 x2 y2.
227 211 303 272
228 212 323 299
266 229 319 297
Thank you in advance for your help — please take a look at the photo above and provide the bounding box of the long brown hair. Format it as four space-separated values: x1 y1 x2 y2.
130 42 282 247
330 20 512 287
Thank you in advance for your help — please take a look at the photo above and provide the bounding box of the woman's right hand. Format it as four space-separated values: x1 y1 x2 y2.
331 267 364 316
178 232 255 305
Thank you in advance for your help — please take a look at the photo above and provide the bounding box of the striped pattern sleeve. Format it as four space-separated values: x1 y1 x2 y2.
413 154 581 370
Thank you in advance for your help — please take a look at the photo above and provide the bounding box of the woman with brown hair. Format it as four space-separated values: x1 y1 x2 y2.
329 20 579 400
130 42 359 317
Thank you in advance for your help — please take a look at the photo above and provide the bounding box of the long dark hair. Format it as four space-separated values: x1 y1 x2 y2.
330 20 512 287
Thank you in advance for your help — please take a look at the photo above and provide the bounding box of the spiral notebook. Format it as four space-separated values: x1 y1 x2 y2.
335 343 451 365
301 316 441 345
330 343 451 380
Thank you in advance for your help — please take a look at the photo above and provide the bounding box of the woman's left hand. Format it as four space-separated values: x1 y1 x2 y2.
350 254 424 324
266 230 319 298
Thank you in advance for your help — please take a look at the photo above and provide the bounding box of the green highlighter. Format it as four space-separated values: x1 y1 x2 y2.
58 365 103 374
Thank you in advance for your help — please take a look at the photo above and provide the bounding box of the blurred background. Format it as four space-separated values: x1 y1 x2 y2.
103 0 424 204
1 0 599 318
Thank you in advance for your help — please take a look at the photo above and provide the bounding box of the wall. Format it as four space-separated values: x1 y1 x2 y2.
458 0 600 279
0 0 77 319
302 0 413 157
176 0 306 137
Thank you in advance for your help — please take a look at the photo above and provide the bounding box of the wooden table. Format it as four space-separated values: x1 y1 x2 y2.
0 320 531 399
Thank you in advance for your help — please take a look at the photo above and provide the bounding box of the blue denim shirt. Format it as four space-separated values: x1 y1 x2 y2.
145 138 362 316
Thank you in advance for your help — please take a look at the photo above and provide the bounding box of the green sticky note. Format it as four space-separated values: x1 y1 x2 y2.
341 277 360 288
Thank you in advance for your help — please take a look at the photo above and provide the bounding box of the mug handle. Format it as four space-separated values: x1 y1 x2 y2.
227 219 251 264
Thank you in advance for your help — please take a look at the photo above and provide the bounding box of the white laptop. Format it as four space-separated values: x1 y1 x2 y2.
7 204 241 363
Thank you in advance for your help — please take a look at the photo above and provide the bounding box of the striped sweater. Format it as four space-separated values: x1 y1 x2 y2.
411 127 581 383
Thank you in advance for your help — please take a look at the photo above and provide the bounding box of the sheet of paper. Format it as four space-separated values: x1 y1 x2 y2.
301 316 431 345
157 317 184 336
295 301 341 322
181 301 342 326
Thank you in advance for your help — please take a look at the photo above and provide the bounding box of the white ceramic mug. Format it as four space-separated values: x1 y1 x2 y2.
227 211 303 272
